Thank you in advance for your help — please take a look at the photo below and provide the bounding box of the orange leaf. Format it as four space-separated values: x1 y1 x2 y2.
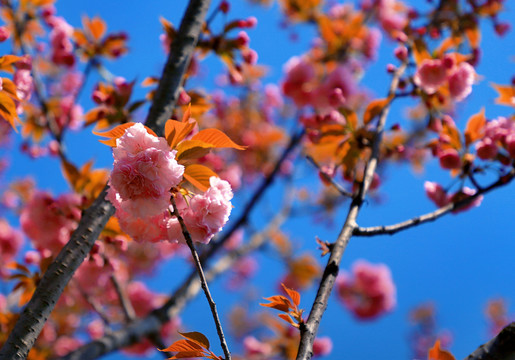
491 83 515 107
0 55 24 73
141 77 158 87
164 119 196 149
167 351 208 359
441 121 462 150
0 91 20 130
1 78 20 100
363 97 390 125
93 122 157 147
278 313 300 328
465 27 481 48
260 295 292 312
428 340 455 360
464 108 486 146
179 331 210 350
190 128 246 150
183 164 218 192
160 339 203 353
281 283 300 308
88 16 106 41
6 262 30 274
176 140 214 162
412 39 431 65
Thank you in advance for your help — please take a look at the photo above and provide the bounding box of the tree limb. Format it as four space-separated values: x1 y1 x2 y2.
61 191 293 360
295 59 409 360
464 322 515 360
353 168 515 237
0 1 211 358
144 0 211 132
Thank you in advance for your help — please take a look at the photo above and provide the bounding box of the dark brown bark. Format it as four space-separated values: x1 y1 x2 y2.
465 322 515 360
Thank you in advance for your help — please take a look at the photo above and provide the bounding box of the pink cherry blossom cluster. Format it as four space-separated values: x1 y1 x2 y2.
107 123 184 242
424 181 483 213
20 190 82 257
13 56 33 114
361 0 409 36
0 219 23 277
108 123 234 245
282 57 357 114
428 115 462 170
414 56 476 102
42 6 76 67
475 116 515 161
168 176 233 244
336 260 396 320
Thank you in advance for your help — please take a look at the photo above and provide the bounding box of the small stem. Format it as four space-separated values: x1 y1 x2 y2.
170 196 231 360
354 168 515 237
76 283 111 327
305 155 353 198
109 273 136 322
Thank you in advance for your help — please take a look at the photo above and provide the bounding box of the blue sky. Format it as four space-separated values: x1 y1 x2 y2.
2 1 515 359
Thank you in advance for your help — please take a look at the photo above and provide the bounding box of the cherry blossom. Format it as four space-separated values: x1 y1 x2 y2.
336 260 396 319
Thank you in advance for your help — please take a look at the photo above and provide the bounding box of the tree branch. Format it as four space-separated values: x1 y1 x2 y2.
60 188 294 360
145 0 211 132
306 155 353 198
353 168 515 237
295 59 408 360
0 1 211 358
170 197 232 360
465 322 515 360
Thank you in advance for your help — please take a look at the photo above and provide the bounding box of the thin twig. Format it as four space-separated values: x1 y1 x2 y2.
170 196 231 360
305 155 353 198
295 57 409 360
109 274 136 322
353 168 514 237
76 283 111 327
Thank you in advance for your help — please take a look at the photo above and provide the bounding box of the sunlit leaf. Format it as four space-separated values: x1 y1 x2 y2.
281 283 300 308
428 339 455 360
464 108 486 146
191 129 246 150
164 119 196 149
491 83 515 107
363 97 390 125
93 122 157 147
183 164 218 192
179 331 210 350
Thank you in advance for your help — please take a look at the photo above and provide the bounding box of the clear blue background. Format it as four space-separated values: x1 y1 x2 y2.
1 0 515 359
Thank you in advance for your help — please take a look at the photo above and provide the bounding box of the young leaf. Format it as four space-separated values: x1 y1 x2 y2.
164 119 196 149
281 283 301 308
491 83 515 107
183 164 218 192
167 351 207 359
176 140 214 162
179 331 210 350
0 91 20 130
160 339 204 353
464 108 486 146
93 122 157 147
363 97 390 125
278 313 300 328
260 295 292 312
428 339 455 360
190 129 246 150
